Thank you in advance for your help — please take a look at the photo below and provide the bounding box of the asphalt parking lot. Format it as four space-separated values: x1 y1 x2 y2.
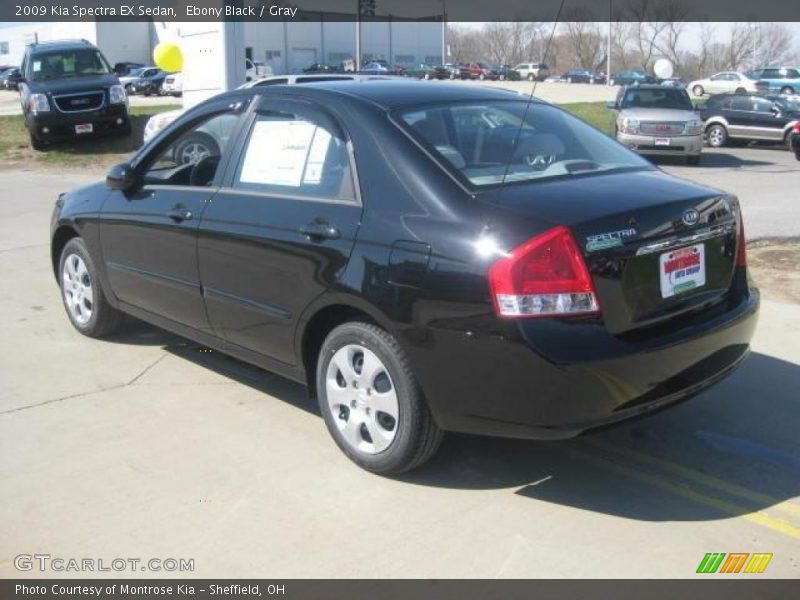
1 145 799 577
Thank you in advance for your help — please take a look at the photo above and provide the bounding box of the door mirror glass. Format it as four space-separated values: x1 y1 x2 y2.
106 162 137 191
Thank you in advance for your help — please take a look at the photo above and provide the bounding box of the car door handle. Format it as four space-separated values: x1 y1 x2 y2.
167 207 193 222
299 221 340 241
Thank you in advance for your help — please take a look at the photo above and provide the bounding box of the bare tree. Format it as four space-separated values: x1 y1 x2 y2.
754 22 795 67
560 20 605 70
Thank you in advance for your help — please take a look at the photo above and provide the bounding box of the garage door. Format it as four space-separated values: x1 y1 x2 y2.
291 48 317 73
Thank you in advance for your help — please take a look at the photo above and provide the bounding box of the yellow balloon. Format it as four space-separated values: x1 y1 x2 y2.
153 42 183 73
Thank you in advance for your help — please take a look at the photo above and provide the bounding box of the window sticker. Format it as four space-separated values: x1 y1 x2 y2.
302 127 331 185
239 119 316 187
32 60 41 72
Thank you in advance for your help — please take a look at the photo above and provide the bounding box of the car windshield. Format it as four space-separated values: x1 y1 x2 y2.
29 49 111 81
127 68 145 77
396 100 652 188
620 88 693 110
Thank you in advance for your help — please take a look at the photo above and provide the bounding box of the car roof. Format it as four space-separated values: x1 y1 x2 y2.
226 80 528 109
27 39 95 55
621 84 678 90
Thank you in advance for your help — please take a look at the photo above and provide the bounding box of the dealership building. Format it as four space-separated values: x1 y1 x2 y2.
1 19 444 93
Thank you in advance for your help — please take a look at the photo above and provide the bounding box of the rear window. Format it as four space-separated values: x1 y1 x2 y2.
620 88 693 110
395 100 651 188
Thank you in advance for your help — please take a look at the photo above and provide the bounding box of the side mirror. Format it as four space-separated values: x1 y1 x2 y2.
106 162 137 192
606 101 618 110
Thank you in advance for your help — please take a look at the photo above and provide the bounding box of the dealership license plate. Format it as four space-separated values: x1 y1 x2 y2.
654 137 671 146
75 124 93 134
659 243 706 298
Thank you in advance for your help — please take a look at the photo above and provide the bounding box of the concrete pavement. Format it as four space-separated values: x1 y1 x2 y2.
0 158 798 578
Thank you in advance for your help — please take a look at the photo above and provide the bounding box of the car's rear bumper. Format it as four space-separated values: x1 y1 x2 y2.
617 132 703 156
410 273 758 440
27 104 129 142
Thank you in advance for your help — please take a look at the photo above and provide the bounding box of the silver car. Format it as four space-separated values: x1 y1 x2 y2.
609 85 704 165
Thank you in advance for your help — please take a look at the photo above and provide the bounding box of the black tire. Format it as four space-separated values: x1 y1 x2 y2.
706 124 728 148
29 133 46 151
686 155 701 166
735 87 746 94
59 237 123 338
692 85 704 97
173 132 220 165
780 86 793 95
316 322 443 474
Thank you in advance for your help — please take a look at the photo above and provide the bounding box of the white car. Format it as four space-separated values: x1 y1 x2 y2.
142 73 392 145
688 72 758 97
118 67 149 92
161 72 182 96
245 59 269 81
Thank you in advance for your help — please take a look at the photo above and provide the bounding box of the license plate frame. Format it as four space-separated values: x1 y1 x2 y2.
654 137 671 146
659 243 706 298
74 123 93 135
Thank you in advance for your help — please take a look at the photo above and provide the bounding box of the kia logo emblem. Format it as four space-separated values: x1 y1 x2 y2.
682 209 699 226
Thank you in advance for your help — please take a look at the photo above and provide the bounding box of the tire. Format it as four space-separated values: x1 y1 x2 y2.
706 124 728 148
692 85 704 97
173 132 220 165
780 86 793 95
59 237 123 338
29 133 46 151
527 73 534 81
686 155 701 166
316 322 443 474
735 87 746 94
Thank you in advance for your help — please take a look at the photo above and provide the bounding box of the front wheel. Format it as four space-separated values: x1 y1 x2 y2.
780 86 794 95
706 124 728 148
317 322 443 474
59 237 123 338
692 85 704 97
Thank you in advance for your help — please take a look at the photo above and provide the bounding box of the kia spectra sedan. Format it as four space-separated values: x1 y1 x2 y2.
51 81 758 473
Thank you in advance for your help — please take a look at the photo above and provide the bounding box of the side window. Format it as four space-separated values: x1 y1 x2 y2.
730 96 751 111
233 111 355 202
145 111 241 187
761 69 780 79
787 69 800 79
751 98 776 113
710 73 724 81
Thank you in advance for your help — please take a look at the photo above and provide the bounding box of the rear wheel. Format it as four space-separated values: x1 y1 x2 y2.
735 87 746 94
780 86 793 95
706 124 728 148
316 322 443 474
59 238 122 338
692 84 704 97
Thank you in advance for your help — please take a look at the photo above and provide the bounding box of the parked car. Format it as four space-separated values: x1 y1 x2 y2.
658 77 687 88
494 65 521 81
687 72 757 97
142 74 393 144
587 70 607 84
751 66 800 95
562 69 595 84
609 85 703 164
456 62 498 80
791 122 800 159
18 39 130 150
2 67 23 90
129 68 168 96
53 80 757 474
513 62 550 81
118 67 149 92
245 58 268 81
610 70 653 86
303 63 341 74
443 63 466 80
161 72 183 97
404 64 449 80
698 93 800 149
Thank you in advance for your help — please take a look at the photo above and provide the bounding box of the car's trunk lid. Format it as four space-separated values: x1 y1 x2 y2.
477 169 740 334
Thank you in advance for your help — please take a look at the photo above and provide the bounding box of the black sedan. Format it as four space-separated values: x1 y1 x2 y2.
129 68 168 96
562 69 595 83
51 81 758 473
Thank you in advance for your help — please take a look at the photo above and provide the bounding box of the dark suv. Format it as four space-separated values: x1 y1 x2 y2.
19 39 130 150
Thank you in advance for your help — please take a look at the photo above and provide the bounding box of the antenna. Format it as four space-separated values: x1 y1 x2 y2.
499 0 567 188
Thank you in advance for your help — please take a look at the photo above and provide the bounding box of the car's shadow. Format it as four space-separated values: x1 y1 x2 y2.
108 319 800 525
38 113 151 155
650 151 775 169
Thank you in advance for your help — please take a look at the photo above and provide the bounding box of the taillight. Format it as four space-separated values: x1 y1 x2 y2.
792 122 800 134
488 226 600 318
736 216 747 267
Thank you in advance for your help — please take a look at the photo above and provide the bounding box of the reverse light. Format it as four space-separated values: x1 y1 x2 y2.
29 93 50 113
488 226 600 318
736 215 747 268
619 117 639 134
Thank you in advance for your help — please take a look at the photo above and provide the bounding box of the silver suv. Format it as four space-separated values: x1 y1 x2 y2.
608 85 703 165
513 63 550 82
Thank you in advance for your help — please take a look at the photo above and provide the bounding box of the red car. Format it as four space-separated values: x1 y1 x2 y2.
459 62 499 81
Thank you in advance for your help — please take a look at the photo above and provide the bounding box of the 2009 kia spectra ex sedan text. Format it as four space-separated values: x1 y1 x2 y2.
50 81 759 473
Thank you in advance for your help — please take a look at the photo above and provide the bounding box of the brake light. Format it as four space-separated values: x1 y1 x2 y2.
736 216 747 267
793 122 800 134
488 226 600 317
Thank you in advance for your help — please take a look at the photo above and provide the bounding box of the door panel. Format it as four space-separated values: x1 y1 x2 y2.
100 187 212 329
198 99 363 366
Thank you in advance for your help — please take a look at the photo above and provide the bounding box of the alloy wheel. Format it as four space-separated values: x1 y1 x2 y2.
325 344 399 454
61 253 93 325
179 142 211 165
